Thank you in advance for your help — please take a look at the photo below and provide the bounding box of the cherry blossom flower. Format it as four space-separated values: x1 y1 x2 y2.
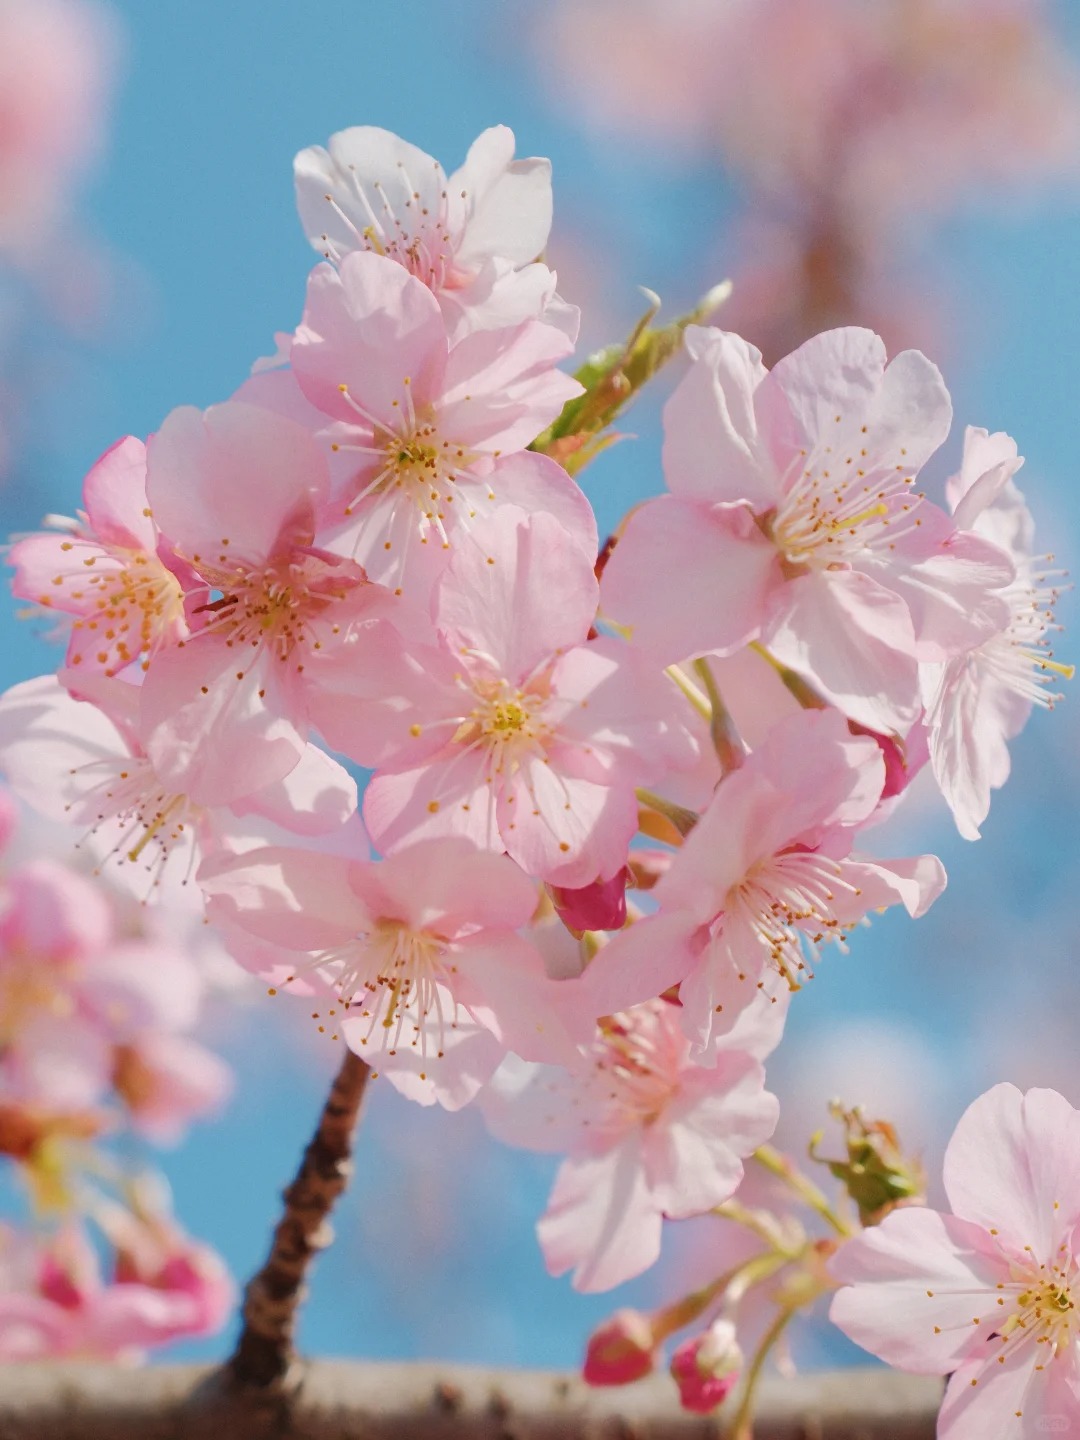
321 507 694 887
9 436 192 679
288 250 590 596
200 837 588 1110
601 326 1014 732
921 426 1072 840
0 857 205 1114
295 124 576 339
0 673 358 896
0 1195 231 1360
481 992 782 1291
137 400 397 806
831 1084 1080 1439
584 709 945 1051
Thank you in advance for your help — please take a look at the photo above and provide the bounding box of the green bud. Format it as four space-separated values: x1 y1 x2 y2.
809 1101 925 1227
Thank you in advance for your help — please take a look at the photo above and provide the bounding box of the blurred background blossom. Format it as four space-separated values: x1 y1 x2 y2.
0 0 1078 1376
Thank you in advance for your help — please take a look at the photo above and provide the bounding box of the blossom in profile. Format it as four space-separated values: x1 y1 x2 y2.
294 124 575 339
922 425 1072 840
831 1084 1080 1438
9 436 191 679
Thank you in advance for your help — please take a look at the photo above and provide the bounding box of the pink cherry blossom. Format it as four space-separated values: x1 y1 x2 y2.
601 326 1014 732
0 672 358 896
831 1084 1080 1439
481 992 782 1292
921 426 1072 840
199 836 588 1110
0 857 209 1116
295 124 576 340
0 1194 231 1360
321 508 695 887
138 399 397 806
8 436 192 679
288 250 590 596
584 709 945 1051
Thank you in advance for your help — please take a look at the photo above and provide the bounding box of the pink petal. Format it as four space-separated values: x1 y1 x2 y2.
293 252 447 424
663 326 774 508
147 402 328 565
346 838 536 935
539 1141 662 1292
764 567 920 732
942 1085 1080 1257
142 640 306 807
829 1206 1008 1374
82 436 154 551
454 127 553 270
601 495 778 662
497 758 638 888
436 319 580 453
435 508 597 681
644 1054 778 1217
198 846 366 952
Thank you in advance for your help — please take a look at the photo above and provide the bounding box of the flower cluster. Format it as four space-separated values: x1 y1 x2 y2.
0 786 232 1358
0 120 1070 1426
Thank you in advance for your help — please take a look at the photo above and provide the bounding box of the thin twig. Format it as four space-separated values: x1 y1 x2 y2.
228 1046 371 1389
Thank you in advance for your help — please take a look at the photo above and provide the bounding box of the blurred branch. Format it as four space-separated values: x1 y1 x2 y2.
0 1360 942 1438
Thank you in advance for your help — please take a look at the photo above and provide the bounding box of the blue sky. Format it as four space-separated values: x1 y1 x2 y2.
2 0 1080 1372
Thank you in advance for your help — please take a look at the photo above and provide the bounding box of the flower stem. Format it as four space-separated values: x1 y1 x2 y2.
691 657 746 772
730 1304 798 1440
228 1047 371 1389
753 1143 852 1238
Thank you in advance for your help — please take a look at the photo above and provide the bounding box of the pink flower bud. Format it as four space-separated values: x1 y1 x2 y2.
582 1308 656 1386
669 1319 742 1414
548 868 629 933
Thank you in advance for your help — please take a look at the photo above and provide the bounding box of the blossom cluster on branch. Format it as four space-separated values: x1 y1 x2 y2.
0 117 1074 1436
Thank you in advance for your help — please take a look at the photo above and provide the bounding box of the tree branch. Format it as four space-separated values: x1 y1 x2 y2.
228 1047 371 1389
0 1360 943 1439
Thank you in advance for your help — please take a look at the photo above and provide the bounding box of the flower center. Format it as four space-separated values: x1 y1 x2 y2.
768 438 922 569
588 1003 685 1136
286 919 455 1060
333 380 488 557
192 553 362 666
976 557 1074 708
46 538 185 677
999 1253 1079 1358
66 759 197 892
722 850 859 990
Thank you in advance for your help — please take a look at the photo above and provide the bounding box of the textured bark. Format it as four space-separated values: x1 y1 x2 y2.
0 1360 943 1438
228 1048 372 1389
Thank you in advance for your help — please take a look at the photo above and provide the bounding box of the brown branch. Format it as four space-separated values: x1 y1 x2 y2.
0 1360 943 1439
227 1046 371 1390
